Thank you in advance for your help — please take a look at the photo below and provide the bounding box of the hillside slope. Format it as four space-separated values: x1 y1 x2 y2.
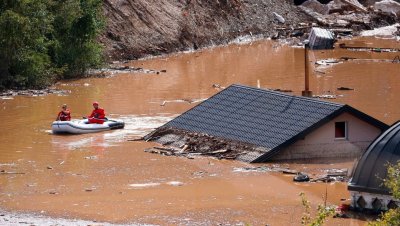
100 0 310 60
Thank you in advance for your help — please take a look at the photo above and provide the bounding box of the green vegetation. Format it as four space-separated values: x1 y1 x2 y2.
0 0 104 90
299 192 336 226
299 162 400 226
369 162 400 226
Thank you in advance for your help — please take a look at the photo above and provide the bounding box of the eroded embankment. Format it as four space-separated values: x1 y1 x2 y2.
100 0 311 60
100 0 400 61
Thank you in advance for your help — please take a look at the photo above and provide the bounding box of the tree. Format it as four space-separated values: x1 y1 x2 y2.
51 0 104 78
0 0 104 90
0 0 55 89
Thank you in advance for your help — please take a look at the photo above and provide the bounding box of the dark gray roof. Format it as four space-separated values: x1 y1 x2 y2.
348 121 400 195
161 84 388 162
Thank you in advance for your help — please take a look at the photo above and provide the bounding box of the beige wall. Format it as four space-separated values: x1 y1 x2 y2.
272 112 383 160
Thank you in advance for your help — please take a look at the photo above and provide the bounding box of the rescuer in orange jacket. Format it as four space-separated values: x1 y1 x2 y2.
88 102 106 124
56 104 71 121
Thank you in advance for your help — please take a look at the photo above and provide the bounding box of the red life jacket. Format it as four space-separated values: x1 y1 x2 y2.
58 110 71 121
89 108 105 119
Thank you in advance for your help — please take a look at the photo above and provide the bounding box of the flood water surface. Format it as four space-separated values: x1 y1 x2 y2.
0 37 399 225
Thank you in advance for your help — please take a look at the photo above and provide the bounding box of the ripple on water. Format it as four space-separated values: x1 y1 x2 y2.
104 114 175 139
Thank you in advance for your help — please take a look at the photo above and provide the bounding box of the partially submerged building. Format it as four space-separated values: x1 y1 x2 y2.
348 121 400 211
148 84 388 162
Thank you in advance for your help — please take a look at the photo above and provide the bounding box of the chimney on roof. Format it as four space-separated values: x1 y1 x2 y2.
302 44 313 97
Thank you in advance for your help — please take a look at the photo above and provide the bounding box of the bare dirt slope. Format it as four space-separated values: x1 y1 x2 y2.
100 0 311 60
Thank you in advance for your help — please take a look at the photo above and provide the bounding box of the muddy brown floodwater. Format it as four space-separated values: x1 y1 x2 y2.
0 37 399 225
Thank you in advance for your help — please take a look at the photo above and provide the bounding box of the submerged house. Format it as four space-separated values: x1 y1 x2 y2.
150 84 388 162
348 121 400 211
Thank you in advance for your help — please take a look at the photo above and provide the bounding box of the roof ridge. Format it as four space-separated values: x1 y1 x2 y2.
231 84 344 107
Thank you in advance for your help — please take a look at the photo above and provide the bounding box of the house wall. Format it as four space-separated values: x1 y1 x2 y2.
271 112 383 160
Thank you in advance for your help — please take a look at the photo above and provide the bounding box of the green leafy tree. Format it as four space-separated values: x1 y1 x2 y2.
0 0 54 89
0 0 104 89
51 0 104 78
369 162 400 226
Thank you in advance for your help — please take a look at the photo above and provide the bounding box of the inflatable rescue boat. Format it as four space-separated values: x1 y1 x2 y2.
52 119 124 134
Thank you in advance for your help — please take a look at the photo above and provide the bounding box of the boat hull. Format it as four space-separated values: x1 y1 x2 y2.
52 119 124 134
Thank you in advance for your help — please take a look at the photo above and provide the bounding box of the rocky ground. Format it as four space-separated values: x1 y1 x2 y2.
100 0 400 61
100 0 312 60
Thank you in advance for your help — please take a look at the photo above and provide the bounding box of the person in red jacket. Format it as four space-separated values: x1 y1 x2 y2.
88 101 106 124
56 104 71 121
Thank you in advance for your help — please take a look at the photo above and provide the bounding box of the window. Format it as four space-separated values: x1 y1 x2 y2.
335 121 347 139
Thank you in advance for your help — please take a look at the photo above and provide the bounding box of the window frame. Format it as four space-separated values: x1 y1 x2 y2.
334 121 348 140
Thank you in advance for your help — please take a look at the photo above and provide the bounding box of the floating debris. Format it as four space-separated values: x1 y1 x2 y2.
128 183 161 189
160 98 207 106
84 156 98 160
84 187 96 192
340 56 357 61
308 27 335 50
393 55 400 63
0 89 70 98
0 170 25 175
315 59 341 66
90 65 168 77
293 173 310 182
325 168 348 177
192 171 207 177
166 181 184 186
144 127 256 161
311 175 346 183
337 87 354 91
127 137 144 142
212 84 226 90
313 94 337 99
233 166 299 174
0 96 13 100
339 43 400 53
271 88 293 93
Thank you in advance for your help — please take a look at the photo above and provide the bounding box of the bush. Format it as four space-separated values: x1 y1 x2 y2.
299 192 336 226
